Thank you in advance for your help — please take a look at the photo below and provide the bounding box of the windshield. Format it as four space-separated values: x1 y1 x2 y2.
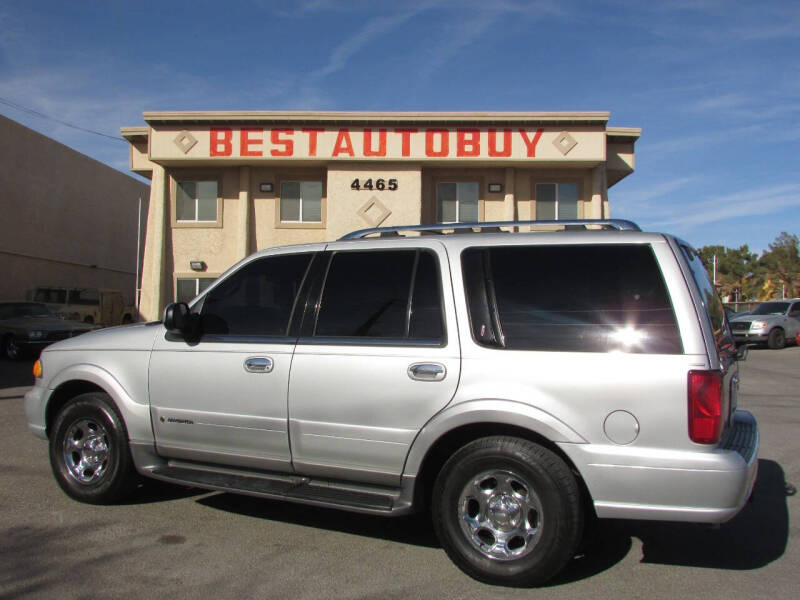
751 302 789 315
0 303 55 319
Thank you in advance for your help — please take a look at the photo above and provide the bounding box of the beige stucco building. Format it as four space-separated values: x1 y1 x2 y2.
122 111 640 321
1 114 150 305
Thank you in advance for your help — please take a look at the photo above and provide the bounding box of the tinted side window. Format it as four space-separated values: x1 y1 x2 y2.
201 253 311 337
679 244 731 353
409 251 444 340
315 250 443 342
463 245 682 354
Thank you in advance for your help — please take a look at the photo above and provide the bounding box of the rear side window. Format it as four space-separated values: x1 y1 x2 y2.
462 245 682 354
679 244 731 353
315 249 444 343
200 253 311 337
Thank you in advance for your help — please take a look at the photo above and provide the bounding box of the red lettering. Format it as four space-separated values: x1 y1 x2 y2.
457 129 480 157
394 128 417 157
240 128 262 157
302 128 323 157
210 128 232 156
363 129 387 157
425 129 449 157
332 129 355 157
270 129 294 157
519 128 544 157
488 129 512 157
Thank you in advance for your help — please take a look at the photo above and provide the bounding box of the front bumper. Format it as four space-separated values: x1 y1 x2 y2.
559 410 759 523
733 331 769 343
24 383 48 439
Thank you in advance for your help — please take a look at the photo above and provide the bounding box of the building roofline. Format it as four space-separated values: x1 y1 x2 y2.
120 126 149 141
140 110 611 125
606 126 642 142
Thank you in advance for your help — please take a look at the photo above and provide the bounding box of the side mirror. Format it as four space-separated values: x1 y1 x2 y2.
163 302 191 335
735 344 749 362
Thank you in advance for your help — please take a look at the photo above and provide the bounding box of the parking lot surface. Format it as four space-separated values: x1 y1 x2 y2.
1 347 797 599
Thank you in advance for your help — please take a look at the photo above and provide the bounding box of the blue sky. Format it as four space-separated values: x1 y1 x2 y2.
1 0 798 253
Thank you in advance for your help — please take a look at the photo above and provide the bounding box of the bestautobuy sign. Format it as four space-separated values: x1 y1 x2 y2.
149 126 606 162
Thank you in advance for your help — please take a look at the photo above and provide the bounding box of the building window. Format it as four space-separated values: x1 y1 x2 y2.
176 181 218 222
437 182 479 223
176 277 216 303
535 183 579 220
280 181 322 223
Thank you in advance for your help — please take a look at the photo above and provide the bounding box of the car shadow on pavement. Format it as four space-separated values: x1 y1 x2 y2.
197 493 440 548
550 458 791 585
197 459 790 584
120 478 210 505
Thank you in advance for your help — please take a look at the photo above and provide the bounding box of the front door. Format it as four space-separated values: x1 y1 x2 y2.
149 251 315 472
288 242 461 486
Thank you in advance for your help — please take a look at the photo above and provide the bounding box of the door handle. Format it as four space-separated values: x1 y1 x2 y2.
244 357 274 373
408 362 446 382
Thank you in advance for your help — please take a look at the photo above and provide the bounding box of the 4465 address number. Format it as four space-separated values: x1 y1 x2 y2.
351 178 398 191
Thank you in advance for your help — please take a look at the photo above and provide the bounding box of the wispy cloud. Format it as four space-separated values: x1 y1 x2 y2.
648 183 800 230
639 124 765 159
613 176 698 213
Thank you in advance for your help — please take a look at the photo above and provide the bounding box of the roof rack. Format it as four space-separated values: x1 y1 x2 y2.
339 219 641 240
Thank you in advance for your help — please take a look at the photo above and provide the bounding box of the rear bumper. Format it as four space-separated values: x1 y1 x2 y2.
560 410 759 523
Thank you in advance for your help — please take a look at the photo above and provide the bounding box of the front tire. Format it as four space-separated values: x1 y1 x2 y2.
432 436 583 586
767 328 786 349
49 392 137 504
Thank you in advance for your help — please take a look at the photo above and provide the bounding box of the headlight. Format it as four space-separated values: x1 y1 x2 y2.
750 320 768 329
28 330 45 340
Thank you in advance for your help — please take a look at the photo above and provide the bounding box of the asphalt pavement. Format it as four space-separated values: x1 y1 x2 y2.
0 346 797 599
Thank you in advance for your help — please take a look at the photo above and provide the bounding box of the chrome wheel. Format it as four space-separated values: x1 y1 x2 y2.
62 418 110 484
458 469 543 561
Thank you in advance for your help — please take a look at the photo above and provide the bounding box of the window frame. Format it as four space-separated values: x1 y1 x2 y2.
174 274 220 304
530 176 585 221
275 173 326 229
171 172 223 228
436 181 481 223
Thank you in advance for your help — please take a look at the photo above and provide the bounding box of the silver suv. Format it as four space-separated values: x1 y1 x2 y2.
25 219 758 586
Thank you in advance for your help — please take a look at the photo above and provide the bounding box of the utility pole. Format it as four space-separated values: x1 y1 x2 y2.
712 254 717 285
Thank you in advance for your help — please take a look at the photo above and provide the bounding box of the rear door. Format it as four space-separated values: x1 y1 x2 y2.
287 240 460 486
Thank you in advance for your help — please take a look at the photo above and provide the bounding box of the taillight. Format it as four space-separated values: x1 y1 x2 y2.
688 370 723 444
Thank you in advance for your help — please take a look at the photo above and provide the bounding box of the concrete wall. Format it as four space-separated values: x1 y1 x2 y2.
0 115 150 305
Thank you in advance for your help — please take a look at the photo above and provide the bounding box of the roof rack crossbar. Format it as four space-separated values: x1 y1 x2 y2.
339 219 641 240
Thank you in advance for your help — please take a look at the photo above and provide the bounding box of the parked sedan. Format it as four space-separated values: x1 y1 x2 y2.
0 302 95 360
729 299 800 349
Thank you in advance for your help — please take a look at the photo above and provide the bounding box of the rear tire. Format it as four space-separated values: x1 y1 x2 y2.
432 436 583 586
49 392 138 504
767 328 786 350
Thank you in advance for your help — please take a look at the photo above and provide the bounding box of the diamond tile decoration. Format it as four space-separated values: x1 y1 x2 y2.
174 130 198 154
357 196 391 227
553 131 578 156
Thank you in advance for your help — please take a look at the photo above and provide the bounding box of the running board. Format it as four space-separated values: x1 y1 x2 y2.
147 461 400 514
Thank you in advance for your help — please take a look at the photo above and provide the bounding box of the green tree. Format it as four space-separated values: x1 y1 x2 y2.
698 244 759 301
759 232 800 298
